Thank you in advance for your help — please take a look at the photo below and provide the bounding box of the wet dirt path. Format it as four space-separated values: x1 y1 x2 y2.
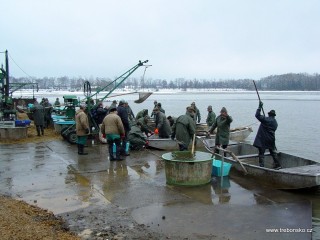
0 140 313 239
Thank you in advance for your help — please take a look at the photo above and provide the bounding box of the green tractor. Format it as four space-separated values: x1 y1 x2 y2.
60 60 152 144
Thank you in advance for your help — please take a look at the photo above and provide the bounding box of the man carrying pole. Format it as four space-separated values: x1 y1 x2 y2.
253 101 281 169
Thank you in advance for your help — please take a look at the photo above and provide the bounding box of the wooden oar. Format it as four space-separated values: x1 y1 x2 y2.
215 147 248 174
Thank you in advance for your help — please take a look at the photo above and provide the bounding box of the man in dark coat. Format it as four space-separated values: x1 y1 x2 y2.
206 105 216 127
191 102 201 123
208 107 233 151
253 101 281 169
30 100 45 136
117 100 131 156
171 106 196 151
92 102 108 125
42 98 53 129
153 107 171 138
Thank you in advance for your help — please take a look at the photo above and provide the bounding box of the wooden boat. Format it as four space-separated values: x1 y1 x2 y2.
197 126 253 143
146 126 253 150
202 140 320 189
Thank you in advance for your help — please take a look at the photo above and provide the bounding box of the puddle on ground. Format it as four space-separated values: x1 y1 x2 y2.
0 141 319 239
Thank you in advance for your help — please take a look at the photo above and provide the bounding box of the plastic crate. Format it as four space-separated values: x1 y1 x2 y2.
212 160 232 177
15 120 31 127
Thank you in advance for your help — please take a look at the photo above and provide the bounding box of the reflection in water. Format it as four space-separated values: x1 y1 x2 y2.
130 160 163 179
66 168 92 202
102 161 129 202
169 184 213 204
211 177 231 204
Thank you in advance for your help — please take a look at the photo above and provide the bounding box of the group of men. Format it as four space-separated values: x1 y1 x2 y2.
75 98 281 170
75 100 137 160
149 99 281 170
29 98 54 136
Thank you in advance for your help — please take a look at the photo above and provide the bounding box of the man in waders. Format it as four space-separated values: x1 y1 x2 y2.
208 107 233 153
253 101 281 170
100 107 125 161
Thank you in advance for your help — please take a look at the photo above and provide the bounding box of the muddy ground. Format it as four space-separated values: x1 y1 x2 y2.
0 125 313 240
0 126 204 239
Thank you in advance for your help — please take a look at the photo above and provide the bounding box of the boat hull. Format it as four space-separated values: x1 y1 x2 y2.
147 127 252 150
206 142 320 189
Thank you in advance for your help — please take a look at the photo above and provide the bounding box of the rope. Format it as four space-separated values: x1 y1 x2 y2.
8 53 35 80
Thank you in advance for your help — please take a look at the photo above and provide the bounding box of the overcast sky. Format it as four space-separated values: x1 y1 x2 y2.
1 0 319 80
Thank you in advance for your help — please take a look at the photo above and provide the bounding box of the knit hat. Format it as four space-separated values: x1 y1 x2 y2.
268 110 276 116
220 107 227 113
80 103 87 109
187 106 196 113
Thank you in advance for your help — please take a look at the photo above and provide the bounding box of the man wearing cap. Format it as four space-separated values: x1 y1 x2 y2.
191 102 201 123
109 100 118 113
101 107 125 161
150 100 158 119
253 101 281 169
206 105 216 127
157 102 165 114
208 107 233 151
171 106 196 151
124 101 135 121
75 104 90 155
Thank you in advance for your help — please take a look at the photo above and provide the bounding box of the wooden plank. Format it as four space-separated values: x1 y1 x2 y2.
237 153 271 159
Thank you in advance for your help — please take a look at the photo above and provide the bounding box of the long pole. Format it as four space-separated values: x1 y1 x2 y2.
253 80 265 116
191 134 196 155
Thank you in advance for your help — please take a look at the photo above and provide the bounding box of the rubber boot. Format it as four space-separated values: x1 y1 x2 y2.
115 144 124 161
78 144 88 155
36 126 41 136
120 141 130 156
77 144 81 154
271 152 281 170
258 156 264 167
108 144 116 161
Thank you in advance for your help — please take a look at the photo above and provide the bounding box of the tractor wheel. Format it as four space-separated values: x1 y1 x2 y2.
66 130 77 144
61 127 70 140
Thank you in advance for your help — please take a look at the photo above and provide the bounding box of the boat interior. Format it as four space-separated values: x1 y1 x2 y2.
225 143 320 170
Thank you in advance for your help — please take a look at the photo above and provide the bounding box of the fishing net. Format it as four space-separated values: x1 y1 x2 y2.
134 92 153 103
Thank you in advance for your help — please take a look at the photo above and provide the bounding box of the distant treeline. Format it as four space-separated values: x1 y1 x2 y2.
10 72 320 91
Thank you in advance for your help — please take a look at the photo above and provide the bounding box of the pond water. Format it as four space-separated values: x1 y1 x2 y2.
13 90 320 238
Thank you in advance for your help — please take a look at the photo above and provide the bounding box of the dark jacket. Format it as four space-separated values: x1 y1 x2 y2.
206 111 216 127
155 111 171 138
172 112 196 147
30 102 45 126
117 105 131 133
128 125 147 148
209 114 233 145
92 105 108 125
253 108 278 149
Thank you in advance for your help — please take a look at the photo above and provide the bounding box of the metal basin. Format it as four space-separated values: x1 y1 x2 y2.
162 151 213 186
